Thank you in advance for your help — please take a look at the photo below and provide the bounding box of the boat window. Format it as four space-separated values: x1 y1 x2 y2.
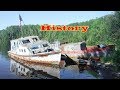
32 51 35 54
14 42 15 46
31 46 39 49
17 41 19 46
43 44 48 47
32 38 38 42
24 49 26 52
22 39 30 44
23 68 25 72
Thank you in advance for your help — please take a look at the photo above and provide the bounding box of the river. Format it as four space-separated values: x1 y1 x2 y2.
0 52 97 79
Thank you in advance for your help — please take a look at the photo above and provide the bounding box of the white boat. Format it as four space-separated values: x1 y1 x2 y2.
8 36 62 66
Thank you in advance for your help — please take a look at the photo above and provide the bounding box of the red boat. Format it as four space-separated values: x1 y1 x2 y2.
61 42 115 62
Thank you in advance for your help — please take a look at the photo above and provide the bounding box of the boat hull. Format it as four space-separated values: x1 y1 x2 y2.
8 51 61 67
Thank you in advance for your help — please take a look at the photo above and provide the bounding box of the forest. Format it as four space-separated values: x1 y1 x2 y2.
0 11 120 71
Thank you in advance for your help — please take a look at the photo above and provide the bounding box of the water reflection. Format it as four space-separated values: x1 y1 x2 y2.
10 59 60 79
10 59 96 79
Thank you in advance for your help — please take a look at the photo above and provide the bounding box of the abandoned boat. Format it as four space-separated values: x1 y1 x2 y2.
60 41 115 63
8 36 62 66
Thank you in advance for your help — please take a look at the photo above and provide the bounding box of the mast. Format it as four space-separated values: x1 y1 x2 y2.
19 14 23 37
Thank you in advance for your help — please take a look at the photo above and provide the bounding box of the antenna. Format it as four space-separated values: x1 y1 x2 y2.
19 14 23 37
19 14 33 37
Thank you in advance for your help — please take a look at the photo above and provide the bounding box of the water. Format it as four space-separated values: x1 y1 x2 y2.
0 52 20 79
0 52 96 79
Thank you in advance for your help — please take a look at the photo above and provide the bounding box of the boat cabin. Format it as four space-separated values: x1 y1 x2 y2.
10 36 54 55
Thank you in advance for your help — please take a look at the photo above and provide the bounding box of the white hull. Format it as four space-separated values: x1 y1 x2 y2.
8 51 61 65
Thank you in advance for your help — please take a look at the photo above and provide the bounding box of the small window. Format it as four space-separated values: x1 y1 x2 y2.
17 42 18 46
23 68 25 72
31 46 39 49
43 44 48 47
32 38 38 42
22 39 30 44
24 49 26 52
33 51 35 54
14 42 15 46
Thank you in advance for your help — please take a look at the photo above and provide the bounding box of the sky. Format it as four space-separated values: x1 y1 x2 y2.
0 11 114 30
